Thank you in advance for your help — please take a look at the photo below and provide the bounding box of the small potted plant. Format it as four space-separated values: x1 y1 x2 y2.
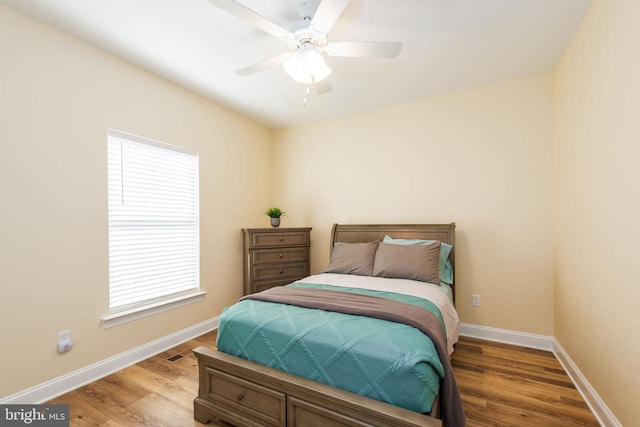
264 206 286 228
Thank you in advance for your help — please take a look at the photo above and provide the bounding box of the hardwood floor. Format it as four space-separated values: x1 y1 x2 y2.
451 337 598 426
47 331 221 427
47 333 599 427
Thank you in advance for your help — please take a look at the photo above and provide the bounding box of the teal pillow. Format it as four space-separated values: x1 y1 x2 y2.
382 235 454 285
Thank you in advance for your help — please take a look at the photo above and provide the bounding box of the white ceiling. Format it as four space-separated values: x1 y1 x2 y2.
3 0 591 129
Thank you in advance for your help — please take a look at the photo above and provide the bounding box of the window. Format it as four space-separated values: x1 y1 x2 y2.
104 130 201 326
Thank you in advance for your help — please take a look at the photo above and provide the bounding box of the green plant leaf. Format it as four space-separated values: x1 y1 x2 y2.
264 206 285 218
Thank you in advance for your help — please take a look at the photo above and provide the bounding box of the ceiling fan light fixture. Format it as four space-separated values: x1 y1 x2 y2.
283 44 332 84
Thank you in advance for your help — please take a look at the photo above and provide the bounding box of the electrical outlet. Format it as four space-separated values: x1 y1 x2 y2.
472 294 481 307
57 330 73 353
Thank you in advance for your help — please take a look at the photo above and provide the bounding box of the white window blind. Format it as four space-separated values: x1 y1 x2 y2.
107 130 199 313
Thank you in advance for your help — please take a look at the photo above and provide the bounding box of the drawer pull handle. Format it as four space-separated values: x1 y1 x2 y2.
279 270 284 274
279 237 284 241
237 392 246 401
279 253 284 258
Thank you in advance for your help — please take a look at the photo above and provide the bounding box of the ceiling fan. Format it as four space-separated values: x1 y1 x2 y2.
208 0 403 94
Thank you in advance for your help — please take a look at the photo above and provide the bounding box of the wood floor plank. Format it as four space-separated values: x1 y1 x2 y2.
129 393 196 427
121 364 197 410
451 337 599 427
48 390 112 427
47 333 599 426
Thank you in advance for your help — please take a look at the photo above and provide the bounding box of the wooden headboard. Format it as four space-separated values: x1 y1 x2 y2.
330 223 456 299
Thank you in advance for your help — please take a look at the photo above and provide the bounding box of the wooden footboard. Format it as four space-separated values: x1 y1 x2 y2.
194 346 442 427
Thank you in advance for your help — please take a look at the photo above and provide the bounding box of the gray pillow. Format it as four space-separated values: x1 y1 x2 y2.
372 241 441 285
322 242 379 276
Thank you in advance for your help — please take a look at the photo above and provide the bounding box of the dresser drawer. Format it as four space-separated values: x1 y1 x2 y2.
252 247 308 264
251 231 309 248
253 263 308 282
253 280 296 293
288 396 369 427
205 367 286 426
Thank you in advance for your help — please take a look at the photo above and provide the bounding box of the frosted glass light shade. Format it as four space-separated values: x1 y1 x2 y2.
283 45 332 84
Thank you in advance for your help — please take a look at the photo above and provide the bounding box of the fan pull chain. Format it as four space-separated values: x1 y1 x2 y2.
303 85 311 107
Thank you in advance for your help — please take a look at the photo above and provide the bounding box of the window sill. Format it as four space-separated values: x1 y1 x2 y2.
102 291 207 329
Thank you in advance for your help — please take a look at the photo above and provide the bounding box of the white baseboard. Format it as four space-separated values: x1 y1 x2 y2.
553 339 622 427
459 322 554 351
460 322 620 427
0 317 219 404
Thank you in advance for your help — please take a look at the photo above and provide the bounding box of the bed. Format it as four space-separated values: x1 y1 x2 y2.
193 223 464 427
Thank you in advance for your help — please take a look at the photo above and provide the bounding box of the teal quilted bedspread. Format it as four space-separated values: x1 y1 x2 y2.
216 282 445 413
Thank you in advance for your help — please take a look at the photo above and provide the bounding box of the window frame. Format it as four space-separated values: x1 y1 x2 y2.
103 129 204 328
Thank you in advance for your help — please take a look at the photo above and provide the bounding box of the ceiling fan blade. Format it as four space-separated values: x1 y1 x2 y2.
208 0 292 40
310 0 350 35
326 41 403 58
314 78 333 95
235 52 293 76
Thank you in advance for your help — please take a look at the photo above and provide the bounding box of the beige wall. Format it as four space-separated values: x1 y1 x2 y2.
0 5 272 398
553 0 640 425
273 74 555 336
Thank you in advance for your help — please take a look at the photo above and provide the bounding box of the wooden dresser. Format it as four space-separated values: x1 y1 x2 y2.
242 227 311 295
